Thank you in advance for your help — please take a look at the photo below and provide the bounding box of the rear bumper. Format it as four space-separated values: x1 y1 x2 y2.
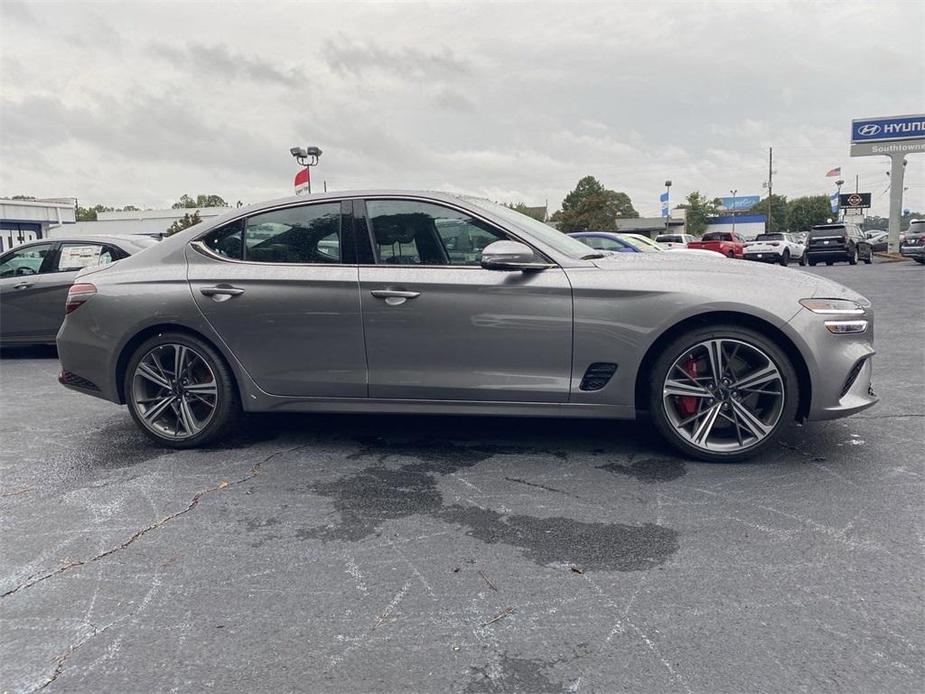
806 248 850 262
899 245 925 258
744 252 783 262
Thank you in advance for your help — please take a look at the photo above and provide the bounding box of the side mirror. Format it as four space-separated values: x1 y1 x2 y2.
480 240 550 271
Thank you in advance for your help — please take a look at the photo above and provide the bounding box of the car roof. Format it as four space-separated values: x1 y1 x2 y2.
4 235 157 252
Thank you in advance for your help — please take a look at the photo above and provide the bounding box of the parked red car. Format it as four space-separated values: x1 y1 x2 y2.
688 231 745 258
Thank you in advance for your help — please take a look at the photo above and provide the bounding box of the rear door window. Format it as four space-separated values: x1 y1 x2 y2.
199 202 342 263
54 243 115 272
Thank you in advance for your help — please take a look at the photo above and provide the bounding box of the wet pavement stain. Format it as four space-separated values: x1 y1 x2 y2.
302 440 679 570
598 457 686 483
347 437 568 468
437 504 678 571
464 653 570 693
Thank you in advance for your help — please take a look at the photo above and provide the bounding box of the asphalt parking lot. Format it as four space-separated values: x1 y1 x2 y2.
1 260 923 693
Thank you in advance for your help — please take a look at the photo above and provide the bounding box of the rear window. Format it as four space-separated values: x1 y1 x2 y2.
909 220 925 235
701 232 730 241
810 225 846 237
755 234 783 241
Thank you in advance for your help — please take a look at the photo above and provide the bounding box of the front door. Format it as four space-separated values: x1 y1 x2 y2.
357 198 573 402
187 200 367 398
0 242 59 344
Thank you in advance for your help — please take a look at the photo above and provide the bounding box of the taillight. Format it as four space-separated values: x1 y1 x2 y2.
65 283 96 314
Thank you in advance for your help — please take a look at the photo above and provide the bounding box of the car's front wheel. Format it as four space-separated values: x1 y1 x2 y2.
648 325 799 462
124 332 241 448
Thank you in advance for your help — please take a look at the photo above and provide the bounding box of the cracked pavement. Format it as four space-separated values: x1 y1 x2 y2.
1 261 922 693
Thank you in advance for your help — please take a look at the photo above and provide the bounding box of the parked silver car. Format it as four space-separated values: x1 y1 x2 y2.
0 235 158 346
56 191 878 461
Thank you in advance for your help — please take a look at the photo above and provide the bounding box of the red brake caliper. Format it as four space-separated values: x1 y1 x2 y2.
678 355 699 417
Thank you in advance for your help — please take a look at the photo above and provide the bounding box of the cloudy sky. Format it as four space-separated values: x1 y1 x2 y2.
1 0 923 217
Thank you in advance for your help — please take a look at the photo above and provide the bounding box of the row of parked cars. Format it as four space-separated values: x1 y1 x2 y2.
652 220 925 266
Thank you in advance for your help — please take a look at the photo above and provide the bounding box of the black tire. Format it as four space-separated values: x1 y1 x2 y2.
779 250 790 266
727 251 735 258
915 257 925 265
124 331 241 448
826 261 833 266
808 259 817 267
848 247 858 265
863 253 872 264
799 254 807 266
647 324 799 463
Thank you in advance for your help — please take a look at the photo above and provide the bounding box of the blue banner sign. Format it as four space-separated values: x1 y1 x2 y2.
851 114 925 143
659 192 669 217
719 195 760 211
830 192 839 213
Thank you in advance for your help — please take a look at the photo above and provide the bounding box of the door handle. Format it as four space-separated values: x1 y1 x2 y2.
369 289 421 299
13 283 33 290
200 285 245 300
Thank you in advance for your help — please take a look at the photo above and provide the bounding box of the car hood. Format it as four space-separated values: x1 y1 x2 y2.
588 252 868 302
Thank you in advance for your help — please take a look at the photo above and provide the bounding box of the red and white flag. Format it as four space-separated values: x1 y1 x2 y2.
825 166 841 177
294 168 310 194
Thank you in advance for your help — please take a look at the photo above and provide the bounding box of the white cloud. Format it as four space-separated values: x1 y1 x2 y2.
0 0 922 217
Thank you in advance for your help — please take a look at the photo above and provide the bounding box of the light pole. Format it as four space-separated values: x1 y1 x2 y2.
835 178 845 220
664 180 672 231
730 189 737 236
290 146 323 194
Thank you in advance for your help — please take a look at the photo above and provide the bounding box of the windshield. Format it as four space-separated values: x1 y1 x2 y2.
755 234 783 241
464 198 593 259
620 235 660 251
656 235 682 243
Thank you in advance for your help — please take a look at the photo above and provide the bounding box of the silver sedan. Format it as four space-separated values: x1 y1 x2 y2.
56 191 878 462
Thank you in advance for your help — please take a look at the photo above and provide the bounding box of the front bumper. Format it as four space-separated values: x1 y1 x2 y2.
787 306 878 421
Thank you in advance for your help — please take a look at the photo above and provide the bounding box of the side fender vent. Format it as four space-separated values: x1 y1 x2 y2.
580 362 618 391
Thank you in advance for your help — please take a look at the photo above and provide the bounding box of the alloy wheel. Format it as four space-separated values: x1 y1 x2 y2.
131 343 219 440
662 338 785 454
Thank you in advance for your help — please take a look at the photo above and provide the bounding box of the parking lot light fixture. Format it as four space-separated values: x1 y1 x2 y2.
290 145 323 194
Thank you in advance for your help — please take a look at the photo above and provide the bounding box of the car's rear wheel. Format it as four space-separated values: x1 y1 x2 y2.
826 261 833 266
848 247 858 265
808 258 816 266
125 332 240 448
779 250 790 266
799 254 807 266
726 251 735 258
648 325 798 462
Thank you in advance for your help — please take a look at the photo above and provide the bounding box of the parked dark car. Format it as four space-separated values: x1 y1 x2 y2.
865 230 889 253
0 235 158 346
805 223 872 266
899 219 925 264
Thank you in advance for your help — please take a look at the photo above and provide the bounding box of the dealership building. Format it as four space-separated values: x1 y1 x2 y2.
0 198 77 252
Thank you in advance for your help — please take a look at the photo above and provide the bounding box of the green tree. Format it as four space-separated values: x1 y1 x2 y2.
172 194 228 209
749 194 788 233
76 204 114 221
678 192 720 236
165 211 202 236
786 195 834 232
505 202 546 221
551 175 638 231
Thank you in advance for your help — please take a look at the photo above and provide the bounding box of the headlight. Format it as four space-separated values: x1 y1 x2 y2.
799 298 865 315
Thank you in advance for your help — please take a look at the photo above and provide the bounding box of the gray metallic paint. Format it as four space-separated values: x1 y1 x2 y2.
56 190 878 424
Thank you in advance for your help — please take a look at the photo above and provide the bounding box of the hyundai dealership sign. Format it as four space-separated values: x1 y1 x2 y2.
852 114 925 143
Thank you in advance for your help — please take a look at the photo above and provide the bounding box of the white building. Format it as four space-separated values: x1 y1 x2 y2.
0 198 77 252
58 207 233 239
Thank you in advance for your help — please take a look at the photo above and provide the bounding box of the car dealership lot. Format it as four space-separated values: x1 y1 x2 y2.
1 262 922 693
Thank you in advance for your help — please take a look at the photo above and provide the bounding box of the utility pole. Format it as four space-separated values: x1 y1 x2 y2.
767 147 773 232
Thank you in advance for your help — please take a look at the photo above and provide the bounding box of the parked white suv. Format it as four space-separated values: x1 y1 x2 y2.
655 233 694 249
743 232 806 266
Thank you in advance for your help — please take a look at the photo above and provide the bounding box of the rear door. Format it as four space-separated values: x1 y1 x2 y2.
187 199 368 397
356 197 573 402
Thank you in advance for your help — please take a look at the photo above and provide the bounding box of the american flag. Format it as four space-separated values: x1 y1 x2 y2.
826 166 841 177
